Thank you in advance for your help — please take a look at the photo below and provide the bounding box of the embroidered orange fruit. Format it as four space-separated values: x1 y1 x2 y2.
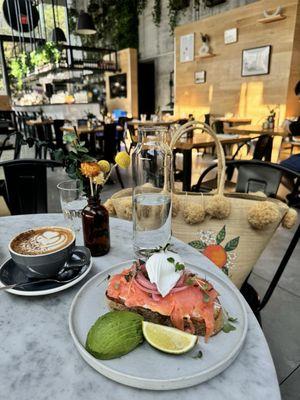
203 244 227 268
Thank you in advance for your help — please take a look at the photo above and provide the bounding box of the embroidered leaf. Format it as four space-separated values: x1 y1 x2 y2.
216 225 226 245
224 236 240 252
189 240 207 250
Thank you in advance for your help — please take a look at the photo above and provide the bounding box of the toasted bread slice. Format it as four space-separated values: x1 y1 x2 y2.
106 293 224 337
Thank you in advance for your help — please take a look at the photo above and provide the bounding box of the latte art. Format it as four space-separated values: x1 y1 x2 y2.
10 227 74 255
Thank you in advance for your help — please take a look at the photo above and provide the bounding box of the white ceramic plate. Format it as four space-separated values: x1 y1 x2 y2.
69 260 248 390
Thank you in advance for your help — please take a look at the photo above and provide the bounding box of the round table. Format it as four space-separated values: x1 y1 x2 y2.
0 214 280 400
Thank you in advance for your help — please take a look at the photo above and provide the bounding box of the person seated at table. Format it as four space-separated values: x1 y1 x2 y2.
281 81 300 173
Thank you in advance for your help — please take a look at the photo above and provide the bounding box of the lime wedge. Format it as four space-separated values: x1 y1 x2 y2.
142 321 198 354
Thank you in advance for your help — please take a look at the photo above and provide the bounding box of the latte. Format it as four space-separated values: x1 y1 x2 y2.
10 227 74 256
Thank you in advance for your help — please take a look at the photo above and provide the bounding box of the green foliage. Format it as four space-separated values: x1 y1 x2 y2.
9 42 61 89
152 0 162 26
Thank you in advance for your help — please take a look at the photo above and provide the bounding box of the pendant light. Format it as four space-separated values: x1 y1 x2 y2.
77 10 96 35
51 0 67 43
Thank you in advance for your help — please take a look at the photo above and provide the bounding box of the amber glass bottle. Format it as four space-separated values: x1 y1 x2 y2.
82 197 110 256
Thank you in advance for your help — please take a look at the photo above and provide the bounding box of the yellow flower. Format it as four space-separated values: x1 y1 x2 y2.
93 172 105 186
98 160 111 173
115 151 130 169
80 162 100 178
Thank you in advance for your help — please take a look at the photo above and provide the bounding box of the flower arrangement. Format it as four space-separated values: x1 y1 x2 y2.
81 152 130 198
54 130 130 198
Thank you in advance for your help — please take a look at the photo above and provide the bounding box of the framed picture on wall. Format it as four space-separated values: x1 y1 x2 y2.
224 28 238 44
180 33 194 62
195 70 206 84
241 45 271 77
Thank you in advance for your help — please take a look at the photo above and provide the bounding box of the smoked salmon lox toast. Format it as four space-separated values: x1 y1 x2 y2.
106 260 224 340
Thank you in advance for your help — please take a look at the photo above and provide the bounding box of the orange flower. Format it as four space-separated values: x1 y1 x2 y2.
80 162 100 177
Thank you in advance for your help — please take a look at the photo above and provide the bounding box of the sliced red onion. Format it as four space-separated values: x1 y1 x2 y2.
136 272 157 290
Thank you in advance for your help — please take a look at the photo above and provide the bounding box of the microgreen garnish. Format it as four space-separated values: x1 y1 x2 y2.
222 311 238 333
114 282 120 289
192 350 203 359
185 277 195 285
175 262 185 272
167 256 185 272
106 274 111 280
203 292 210 303
222 322 236 333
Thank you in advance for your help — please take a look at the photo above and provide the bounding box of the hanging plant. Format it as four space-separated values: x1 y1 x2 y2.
168 0 190 33
9 57 23 89
152 0 161 26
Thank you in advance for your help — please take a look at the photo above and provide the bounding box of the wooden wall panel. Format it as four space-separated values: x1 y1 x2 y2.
105 48 138 117
174 0 299 124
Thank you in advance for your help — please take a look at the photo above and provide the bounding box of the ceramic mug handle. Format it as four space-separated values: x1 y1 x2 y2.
65 246 91 270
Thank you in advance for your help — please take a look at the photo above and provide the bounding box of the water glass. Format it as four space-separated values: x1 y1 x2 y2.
132 127 173 258
57 180 87 243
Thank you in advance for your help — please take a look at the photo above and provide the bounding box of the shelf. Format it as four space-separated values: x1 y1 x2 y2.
195 53 216 60
257 14 286 23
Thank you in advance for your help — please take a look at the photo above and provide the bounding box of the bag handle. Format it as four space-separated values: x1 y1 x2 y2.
170 121 226 196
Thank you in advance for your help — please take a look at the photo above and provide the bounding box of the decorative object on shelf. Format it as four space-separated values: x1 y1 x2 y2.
263 6 282 18
195 70 206 84
77 10 96 35
258 6 286 23
109 74 127 99
224 28 238 45
241 45 271 77
180 33 194 63
199 33 211 56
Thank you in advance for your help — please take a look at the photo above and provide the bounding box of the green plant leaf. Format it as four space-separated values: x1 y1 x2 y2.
216 225 226 245
189 240 207 250
224 237 240 252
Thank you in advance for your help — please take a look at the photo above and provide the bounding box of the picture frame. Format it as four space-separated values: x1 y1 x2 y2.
195 70 206 84
180 33 194 63
224 28 238 44
241 45 271 77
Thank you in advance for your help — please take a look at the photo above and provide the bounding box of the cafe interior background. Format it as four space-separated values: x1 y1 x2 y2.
0 0 299 399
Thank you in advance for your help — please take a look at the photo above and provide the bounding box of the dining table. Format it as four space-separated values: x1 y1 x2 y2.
224 124 288 162
217 117 252 126
172 132 253 191
0 214 281 400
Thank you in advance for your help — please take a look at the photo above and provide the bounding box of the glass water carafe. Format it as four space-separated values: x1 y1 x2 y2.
132 127 173 258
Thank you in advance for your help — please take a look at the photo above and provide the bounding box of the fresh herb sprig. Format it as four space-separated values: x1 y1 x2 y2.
167 257 185 272
222 311 238 333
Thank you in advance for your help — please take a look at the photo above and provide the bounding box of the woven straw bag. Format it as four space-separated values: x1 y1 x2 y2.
169 121 289 288
108 121 295 288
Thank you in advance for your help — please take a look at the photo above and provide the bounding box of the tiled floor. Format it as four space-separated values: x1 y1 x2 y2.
1 144 299 399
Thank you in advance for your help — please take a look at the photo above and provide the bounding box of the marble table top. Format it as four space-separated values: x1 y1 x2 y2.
0 214 281 400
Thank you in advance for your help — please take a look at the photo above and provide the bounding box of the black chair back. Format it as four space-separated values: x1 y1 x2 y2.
192 159 300 198
0 159 61 215
253 135 273 161
103 123 117 162
53 120 65 149
211 120 224 134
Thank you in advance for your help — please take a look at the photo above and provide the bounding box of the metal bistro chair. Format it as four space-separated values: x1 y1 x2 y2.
0 159 62 215
192 159 300 322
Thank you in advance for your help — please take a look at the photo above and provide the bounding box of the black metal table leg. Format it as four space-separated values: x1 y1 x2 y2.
182 149 192 191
